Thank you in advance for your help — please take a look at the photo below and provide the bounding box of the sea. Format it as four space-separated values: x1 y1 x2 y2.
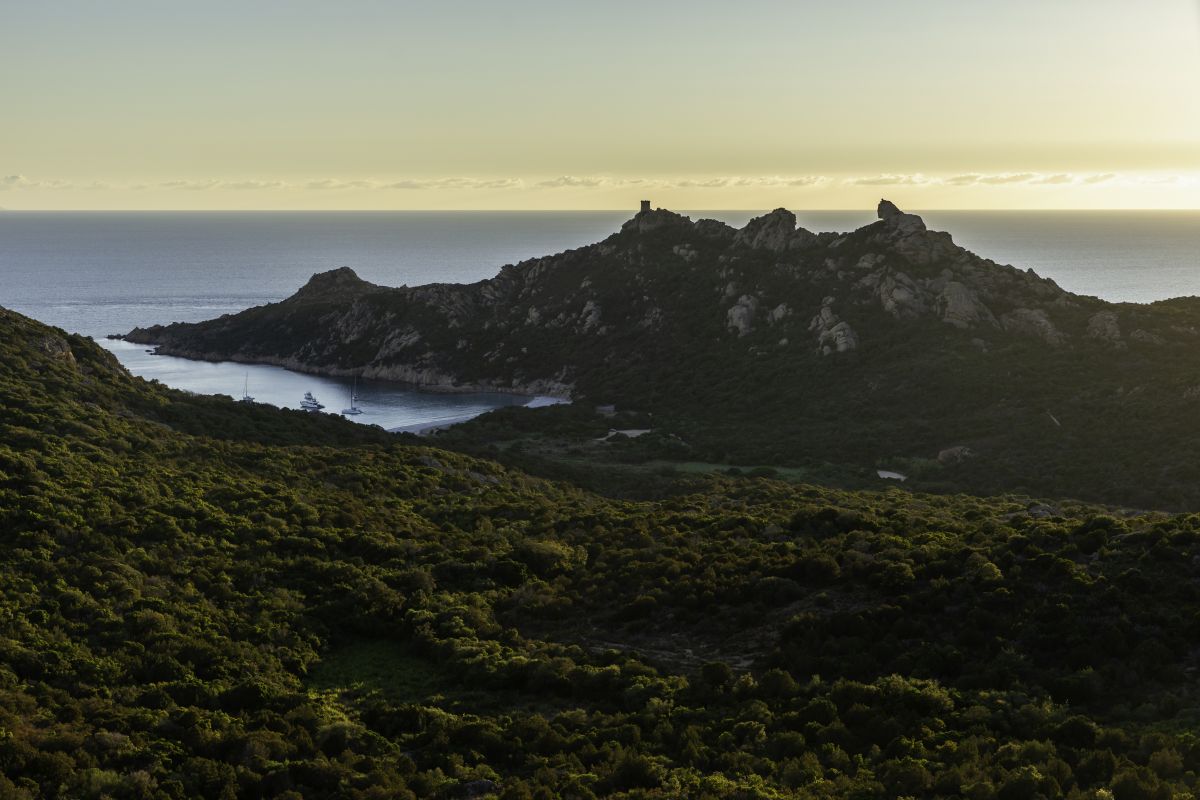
2 209 1198 431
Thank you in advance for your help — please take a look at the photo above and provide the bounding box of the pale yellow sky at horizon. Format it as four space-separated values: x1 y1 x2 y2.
4 0 1199 210
3 171 1199 212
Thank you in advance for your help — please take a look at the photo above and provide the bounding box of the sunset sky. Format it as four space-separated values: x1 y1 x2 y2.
4 0 1199 210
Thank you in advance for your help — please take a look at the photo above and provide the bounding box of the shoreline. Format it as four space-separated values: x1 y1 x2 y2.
101 337 572 434
112 337 575 401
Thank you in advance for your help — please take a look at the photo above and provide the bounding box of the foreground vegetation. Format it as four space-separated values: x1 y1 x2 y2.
5 307 1200 798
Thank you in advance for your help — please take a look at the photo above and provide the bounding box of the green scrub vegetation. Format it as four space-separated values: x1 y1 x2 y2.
3 307 1200 799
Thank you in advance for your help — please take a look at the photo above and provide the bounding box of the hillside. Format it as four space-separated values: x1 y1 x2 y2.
5 305 1200 797
123 202 1200 509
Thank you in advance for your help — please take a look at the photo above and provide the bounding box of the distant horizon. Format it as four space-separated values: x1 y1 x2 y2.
4 206 1200 214
2 172 1197 211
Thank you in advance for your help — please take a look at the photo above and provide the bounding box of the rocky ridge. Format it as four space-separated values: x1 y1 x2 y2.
123 200 1188 404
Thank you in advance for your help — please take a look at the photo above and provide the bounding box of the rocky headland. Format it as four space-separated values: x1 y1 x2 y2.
125 200 1174 391
123 200 1200 506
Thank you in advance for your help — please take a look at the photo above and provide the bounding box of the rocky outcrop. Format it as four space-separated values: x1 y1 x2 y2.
1001 308 1066 347
767 303 792 325
877 199 926 234
38 333 77 364
874 272 927 320
1087 311 1124 346
694 218 737 240
734 209 800 252
727 295 759 337
578 300 602 333
937 282 997 329
621 208 691 234
858 202 960 267
809 298 858 355
293 266 375 301
672 244 700 262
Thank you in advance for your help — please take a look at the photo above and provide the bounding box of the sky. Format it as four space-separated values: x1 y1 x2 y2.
3 0 1199 210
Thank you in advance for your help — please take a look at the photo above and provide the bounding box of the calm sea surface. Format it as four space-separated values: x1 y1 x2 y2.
3 210 1198 428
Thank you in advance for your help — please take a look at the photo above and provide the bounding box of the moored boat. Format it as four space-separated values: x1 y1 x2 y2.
238 374 255 404
341 378 363 415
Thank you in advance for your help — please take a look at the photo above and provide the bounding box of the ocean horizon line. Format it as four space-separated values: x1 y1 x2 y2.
3 206 1200 214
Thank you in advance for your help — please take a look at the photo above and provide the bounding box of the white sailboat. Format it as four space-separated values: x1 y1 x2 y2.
342 378 363 415
300 391 324 411
238 374 255 403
